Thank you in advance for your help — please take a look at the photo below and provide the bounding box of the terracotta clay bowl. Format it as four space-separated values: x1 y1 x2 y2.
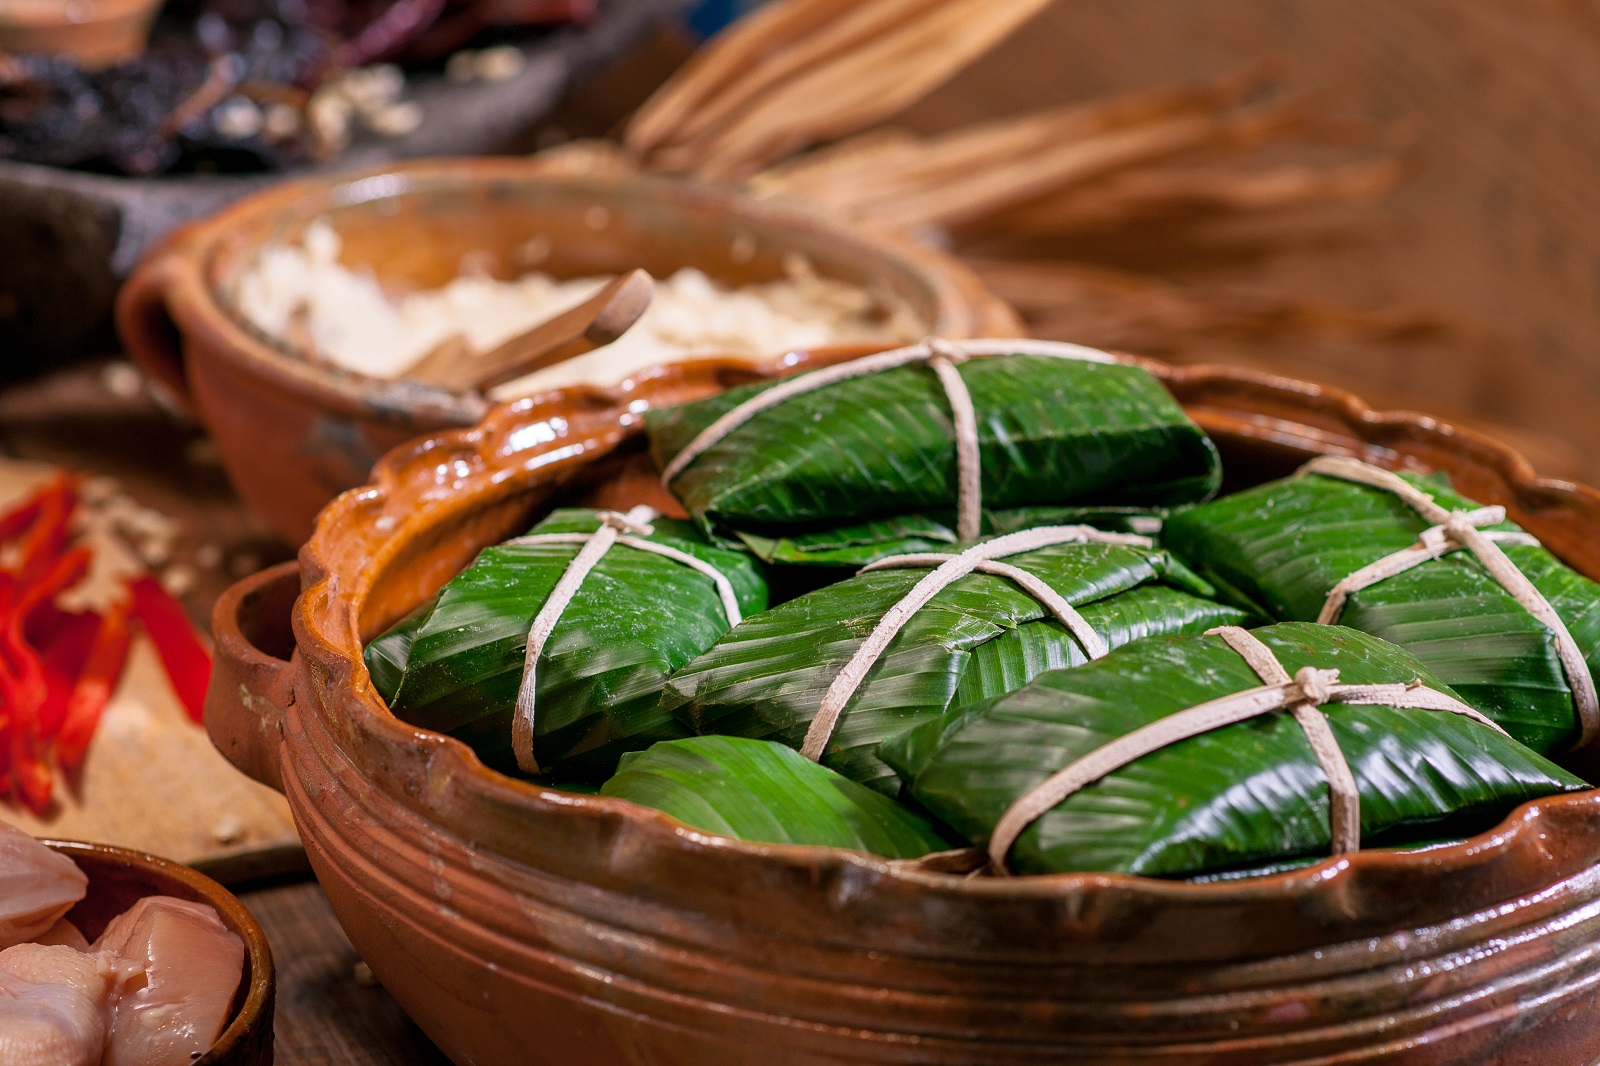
43 839 275 1066
0 0 163 69
206 345 1600 1065
114 158 1019 544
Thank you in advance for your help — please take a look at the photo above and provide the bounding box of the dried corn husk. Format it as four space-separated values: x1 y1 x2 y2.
606 0 1420 380
628 0 1055 180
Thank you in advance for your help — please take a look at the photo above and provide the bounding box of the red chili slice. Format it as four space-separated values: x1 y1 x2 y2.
129 576 212 724
56 598 133 773
0 489 44 545
35 611 100 740
13 476 78 591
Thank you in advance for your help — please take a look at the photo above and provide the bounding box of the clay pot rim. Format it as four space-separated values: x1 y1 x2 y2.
0 0 161 22
284 339 1600 904
130 156 1013 427
41 838 273 1065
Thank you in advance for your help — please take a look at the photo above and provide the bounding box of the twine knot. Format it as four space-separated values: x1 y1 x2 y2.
599 509 656 537
924 337 970 364
1444 512 1481 542
1292 666 1340 706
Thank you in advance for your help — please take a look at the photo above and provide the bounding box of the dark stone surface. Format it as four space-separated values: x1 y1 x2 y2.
0 0 690 370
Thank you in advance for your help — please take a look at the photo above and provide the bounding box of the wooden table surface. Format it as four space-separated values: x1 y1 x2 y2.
242 879 450 1064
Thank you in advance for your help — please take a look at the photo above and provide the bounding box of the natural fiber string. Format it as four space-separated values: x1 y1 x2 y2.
862 555 1110 659
925 339 983 542
984 624 1504 875
1214 627 1361 856
1301 455 1599 748
658 338 1120 540
798 524 1152 762
505 506 744 774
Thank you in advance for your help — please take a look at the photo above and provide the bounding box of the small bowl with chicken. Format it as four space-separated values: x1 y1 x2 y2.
0 820 272 1066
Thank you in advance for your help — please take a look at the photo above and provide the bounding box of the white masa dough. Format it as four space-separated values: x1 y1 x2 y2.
235 221 923 396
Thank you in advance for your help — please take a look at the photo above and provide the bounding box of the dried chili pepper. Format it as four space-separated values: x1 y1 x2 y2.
129 576 212 725
56 598 133 773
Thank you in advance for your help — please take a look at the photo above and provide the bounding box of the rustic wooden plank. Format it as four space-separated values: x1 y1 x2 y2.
241 879 449 1065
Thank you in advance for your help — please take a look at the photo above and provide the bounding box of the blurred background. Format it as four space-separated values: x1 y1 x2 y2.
7 0 1597 481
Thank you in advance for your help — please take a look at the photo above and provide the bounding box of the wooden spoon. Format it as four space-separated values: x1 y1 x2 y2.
401 268 655 391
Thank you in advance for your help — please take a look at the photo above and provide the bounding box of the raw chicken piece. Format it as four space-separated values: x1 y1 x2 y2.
95 896 245 1066
35 920 90 951
0 821 88 949
0 942 110 1066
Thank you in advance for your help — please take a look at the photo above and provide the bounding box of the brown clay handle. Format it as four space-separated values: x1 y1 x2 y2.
114 238 195 416
206 561 302 793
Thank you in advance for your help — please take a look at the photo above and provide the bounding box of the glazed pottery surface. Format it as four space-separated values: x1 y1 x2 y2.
208 347 1600 1065
0 0 162 69
45 839 275 1066
115 159 1019 544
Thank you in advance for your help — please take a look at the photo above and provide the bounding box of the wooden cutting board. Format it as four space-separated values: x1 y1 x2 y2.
0 460 302 883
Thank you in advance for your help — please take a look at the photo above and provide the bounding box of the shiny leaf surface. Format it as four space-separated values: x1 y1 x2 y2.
365 595 436 703
1163 472 1600 754
734 504 1169 567
662 540 1244 792
881 622 1588 877
601 736 949 858
647 353 1221 538
380 509 767 778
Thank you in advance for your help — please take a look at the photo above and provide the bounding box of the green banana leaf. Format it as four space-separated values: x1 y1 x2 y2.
662 538 1245 793
1162 470 1600 755
600 736 950 858
646 352 1221 540
735 505 1167 567
377 509 767 778
880 622 1589 878
365 595 437 703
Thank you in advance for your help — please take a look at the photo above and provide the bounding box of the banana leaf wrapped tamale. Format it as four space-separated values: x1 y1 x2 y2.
662 525 1246 793
369 507 767 778
1162 456 1600 755
600 736 950 858
735 505 1167 568
646 339 1220 558
880 622 1588 878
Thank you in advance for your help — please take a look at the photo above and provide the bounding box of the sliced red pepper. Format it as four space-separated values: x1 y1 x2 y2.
9 727 50 814
56 598 132 773
129 576 211 725
0 487 44 546
35 611 100 740
2 548 92 717
0 660 49 814
0 726 11 802
13 476 78 592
